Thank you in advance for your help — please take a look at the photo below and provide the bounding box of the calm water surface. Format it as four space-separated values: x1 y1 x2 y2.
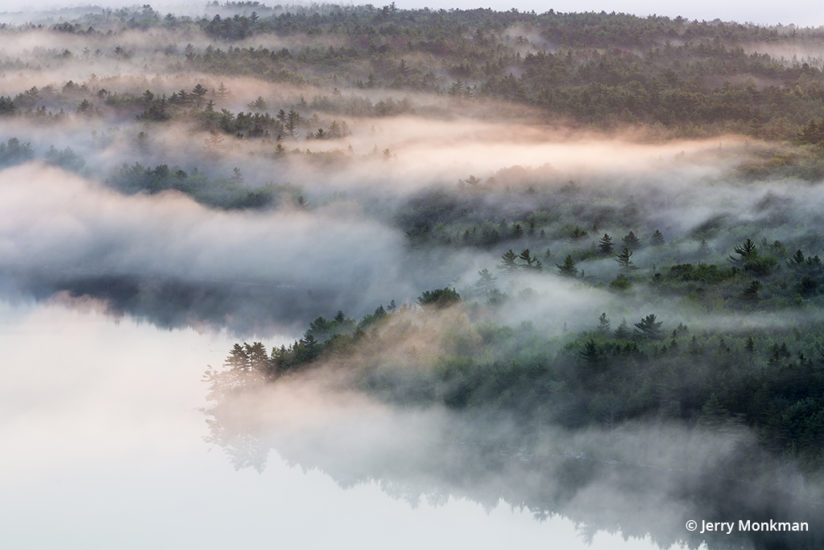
0 300 686 550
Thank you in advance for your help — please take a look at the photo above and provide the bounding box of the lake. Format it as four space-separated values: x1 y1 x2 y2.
0 299 686 550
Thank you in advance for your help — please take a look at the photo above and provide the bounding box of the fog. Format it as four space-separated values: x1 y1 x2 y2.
3 1 824 27
0 300 688 550
204 327 823 550
0 126 815 334
2 5 823 550
0 162 418 332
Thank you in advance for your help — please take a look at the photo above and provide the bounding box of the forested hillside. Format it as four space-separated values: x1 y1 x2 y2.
4 3 824 139
2 3 824 548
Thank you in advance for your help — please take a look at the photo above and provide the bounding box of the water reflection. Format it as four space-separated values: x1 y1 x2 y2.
204 344 824 550
0 300 677 550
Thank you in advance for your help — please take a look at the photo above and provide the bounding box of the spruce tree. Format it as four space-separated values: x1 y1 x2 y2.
557 255 577 276
598 233 613 254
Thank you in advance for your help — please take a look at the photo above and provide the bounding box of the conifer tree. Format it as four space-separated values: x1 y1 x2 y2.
598 233 613 254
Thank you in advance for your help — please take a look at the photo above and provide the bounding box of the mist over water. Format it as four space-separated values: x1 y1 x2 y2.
3 4 824 549
0 300 683 550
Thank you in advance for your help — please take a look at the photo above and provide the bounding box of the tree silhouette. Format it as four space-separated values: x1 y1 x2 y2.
614 318 631 339
417 287 461 308
622 231 640 248
518 249 542 270
557 254 577 276
474 268 497 297
598 233 613 254
500 249 518 271
634 314 663 339
192 83 208 107
615 247 633 270
742 280 761 300
598 312 610 333
579 339 600 365
730 238 757 263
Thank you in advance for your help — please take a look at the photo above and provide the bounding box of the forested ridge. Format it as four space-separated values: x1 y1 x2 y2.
5 4 823 456
3 4 824 547
218 247 824 470
4 3 824 139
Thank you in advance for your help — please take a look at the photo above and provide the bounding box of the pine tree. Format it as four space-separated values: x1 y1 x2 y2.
788 250 807 269
245 342 270 373
287 109 299 135
742 280 761 299
474 268 497 296
598 312 610 333
634 314 663 339
579 339 600 365
651 229 664 245
557 254 577 276
518 249 542 270
224 343 250 371
729 238 758 263
598 233 613 254
192 83 208 107
615 247 633 270
614 318 631 339
249 96 267 111
217 81 228 99
698 393 729 429
622 231 640 248
500 249 518 271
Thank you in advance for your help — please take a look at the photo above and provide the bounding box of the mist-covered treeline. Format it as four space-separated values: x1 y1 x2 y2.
2 3 824 549
5 3 824 138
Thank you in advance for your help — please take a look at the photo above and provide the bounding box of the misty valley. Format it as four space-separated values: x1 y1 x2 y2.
3 3 824 550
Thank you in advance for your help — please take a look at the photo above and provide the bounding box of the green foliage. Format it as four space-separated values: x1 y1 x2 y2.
500 249 543 271
578 338 600 365
730 238 758 262
306 311 356 342
598 312 610 333
0 96 16 115
0 138 33 166
798 119 824 146
417 287 461 308
622 231 640 248
518 249 542 270
650 229 665 245
557 254 577 276
742 280 761 300
667 263 733 284
609 273 632 290
615 247 634 270
598 233 613 254
9 7 824 142
224 301 824 468
31 3 824 477
500 249 518 271
569 226 588 239
359 306 387 330
45 145 85 172
137 96 170 121
473 268 497 295
107 162 287 210
614 318 631 339
634 314 663 340
223 341 271 374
